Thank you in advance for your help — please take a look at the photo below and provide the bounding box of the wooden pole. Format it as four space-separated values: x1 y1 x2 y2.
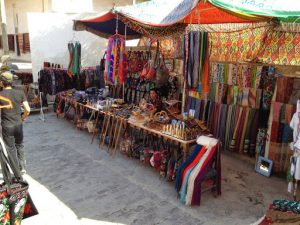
181 80 187 114
0 0 9 55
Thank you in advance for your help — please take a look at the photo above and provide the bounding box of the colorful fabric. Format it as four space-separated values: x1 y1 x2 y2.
159 36 183 59
192 32 200 88
249 88 256 108
242 65 251 88
244 108 256 153
240 108 250 152
209 27 268 62
276 77 294 103
179 146 206 204
237 65 243 87
175 145 202 192
273 102 283 122
104 35 126 85
258 31 300 66
285 104 296 124
201 40 210 93
256 89 262 109
249 111 260 156
270 122 280 142
186 143 217 205
261 66 277 110
241 88 249 107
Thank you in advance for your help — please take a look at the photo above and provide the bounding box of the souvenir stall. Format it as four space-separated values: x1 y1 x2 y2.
63 0 232 206
59 0 299 206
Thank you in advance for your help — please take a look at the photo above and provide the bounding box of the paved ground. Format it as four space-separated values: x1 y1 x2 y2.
21 112 291 225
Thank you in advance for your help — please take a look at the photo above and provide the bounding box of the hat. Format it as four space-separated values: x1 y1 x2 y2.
0 71 13 83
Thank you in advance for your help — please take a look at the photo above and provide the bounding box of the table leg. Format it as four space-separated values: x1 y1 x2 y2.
113 118 124 158
91 111 100 144
182 143 189 160
294 180 298 201
101 114 111 148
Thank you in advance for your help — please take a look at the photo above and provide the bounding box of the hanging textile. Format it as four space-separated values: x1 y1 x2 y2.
38 69 73 95
266 77 299 174
104 34 126 85
209 27 268 62
67 42 81 78
258 31 300 66
175 137 219 206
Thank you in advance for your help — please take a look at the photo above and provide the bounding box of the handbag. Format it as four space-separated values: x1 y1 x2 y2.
142 40 160 81
0 137 38 224
155 54 170 88
86 111 97 133
100 52 106 71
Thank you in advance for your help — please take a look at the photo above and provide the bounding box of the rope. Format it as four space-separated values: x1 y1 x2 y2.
116 13 119 34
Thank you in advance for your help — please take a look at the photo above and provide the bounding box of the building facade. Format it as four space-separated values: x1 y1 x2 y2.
1 0 138 61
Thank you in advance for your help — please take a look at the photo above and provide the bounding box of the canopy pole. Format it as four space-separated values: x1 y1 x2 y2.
123 25 127 101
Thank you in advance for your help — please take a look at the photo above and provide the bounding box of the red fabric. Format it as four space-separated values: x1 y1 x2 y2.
183 2 260 24
270 122 280 142
180 146 207 187
81 12 115 23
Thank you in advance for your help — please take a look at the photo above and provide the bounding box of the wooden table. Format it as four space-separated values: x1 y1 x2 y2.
58 95 196 157
127 121 196 159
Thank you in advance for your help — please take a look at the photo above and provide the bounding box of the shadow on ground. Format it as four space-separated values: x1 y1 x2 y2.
22 113 290 225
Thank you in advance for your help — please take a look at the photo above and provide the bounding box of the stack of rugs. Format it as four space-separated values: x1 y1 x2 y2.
175 136 220 206
258 200 300 225
267 76 300 175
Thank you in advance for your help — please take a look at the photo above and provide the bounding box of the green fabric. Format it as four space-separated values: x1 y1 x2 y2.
72 42 81 76
224 63 229 84
250 66 257 88
233 86 239 105
279 16 300 23
209 0 300 18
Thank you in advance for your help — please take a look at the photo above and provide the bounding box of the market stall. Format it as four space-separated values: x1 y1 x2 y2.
46 0 300 206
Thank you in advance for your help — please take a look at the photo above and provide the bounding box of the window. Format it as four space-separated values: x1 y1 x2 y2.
8 35 14 51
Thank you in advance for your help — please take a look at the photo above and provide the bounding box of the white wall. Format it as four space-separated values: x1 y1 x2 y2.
28 13 107 81
5 0 45 34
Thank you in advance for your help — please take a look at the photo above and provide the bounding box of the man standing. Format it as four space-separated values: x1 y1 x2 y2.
0 71 30 174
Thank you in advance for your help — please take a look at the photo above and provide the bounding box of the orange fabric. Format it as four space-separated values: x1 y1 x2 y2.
183 2 262 24
180 146 207 186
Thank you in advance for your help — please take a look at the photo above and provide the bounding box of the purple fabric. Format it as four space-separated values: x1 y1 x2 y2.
191 158 214 205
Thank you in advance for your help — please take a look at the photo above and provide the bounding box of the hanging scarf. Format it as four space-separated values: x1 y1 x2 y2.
104 35 126 85
67 43 74 78
192 32 200 88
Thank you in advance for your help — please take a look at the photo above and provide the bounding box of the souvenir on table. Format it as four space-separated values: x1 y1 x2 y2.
153 111 170 124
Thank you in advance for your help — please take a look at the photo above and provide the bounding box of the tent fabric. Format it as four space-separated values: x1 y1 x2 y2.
187 21 272 32
73 12 142 39
209 27 300 66
74 0 268 38
182 1 267 24
209 0 300 18
209 26 270 63
116 0 199 26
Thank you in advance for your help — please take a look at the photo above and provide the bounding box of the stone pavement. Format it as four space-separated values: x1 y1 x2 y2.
21 112 290 225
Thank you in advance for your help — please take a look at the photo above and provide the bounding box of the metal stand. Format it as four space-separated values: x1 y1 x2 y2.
39 92 45 122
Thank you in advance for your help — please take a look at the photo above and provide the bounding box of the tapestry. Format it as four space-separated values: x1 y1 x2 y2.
209 27 268 62
258 31 300 66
